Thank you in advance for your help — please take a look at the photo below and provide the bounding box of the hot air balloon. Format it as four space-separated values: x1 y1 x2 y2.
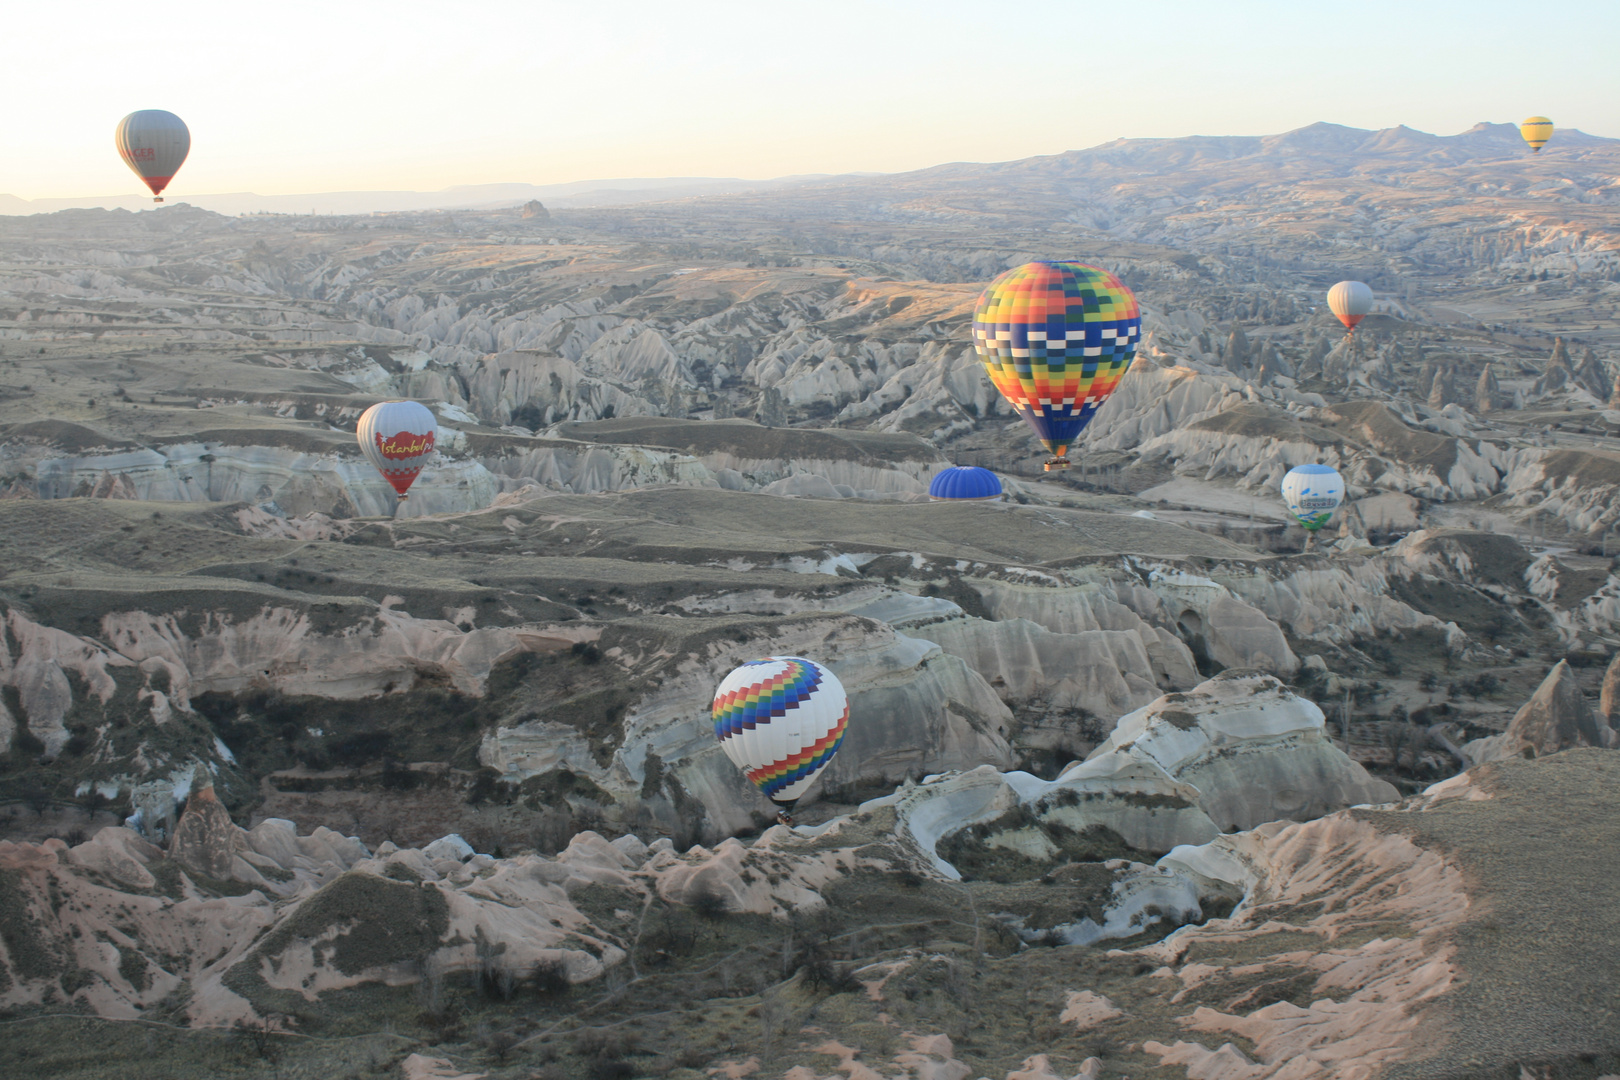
1281 464 1345 540
115 111 190 203
712 656 847 823
1326 281 1373 332
1520 117 1554 153
929 466 1002 501
357 401 437 502
971 262 1141 472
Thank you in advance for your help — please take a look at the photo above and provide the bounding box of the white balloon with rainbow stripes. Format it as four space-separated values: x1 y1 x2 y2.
711 656 848 817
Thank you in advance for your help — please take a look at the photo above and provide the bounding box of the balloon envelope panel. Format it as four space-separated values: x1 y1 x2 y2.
712 656 847 807
971 262 1140 459
1326 281 1373 330
1281 464 1345 531
357 401 437 497
929 466 1003 500
115 111 190 197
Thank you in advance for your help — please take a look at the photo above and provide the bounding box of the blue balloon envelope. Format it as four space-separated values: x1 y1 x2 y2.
929 466 1003 501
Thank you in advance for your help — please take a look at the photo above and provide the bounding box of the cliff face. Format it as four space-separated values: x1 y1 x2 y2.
2 477 1479 851
11 465 1619 865
480 614 1018 839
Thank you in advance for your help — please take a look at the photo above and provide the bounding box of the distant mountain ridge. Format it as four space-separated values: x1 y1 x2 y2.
3 121 1614 219
648 121 1620 242
796 122 1620 198
1086 121 1615 167
0 174 866 218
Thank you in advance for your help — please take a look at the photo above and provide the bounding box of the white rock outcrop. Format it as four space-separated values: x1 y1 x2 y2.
1082 671 1399 831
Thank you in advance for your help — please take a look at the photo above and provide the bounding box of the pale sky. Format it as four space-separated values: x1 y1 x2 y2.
5 0 1618 200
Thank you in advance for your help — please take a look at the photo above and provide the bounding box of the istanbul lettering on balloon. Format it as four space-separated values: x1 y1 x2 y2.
375 431 434 459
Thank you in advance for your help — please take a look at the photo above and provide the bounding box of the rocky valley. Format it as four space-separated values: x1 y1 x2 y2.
2 122 1619 1079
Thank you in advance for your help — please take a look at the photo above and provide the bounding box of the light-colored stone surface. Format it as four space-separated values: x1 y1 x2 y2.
1144 813 1468 1080
1082 672 1399 831
1059 990 1123 1031
400 1053 487 1080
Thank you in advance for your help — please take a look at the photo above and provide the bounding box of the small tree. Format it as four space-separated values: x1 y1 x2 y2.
689 887 730 921
233 1014 283 1063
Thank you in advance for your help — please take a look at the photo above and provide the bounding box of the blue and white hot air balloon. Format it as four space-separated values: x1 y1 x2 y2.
928 466 1003 501
1281 464 1345 533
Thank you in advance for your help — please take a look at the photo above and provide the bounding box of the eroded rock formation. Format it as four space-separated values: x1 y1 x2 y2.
1466 659 1618 763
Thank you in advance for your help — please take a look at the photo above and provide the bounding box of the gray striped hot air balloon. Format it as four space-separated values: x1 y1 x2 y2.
115 110 190 203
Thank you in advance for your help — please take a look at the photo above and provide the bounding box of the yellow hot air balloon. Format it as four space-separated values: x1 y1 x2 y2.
1520 116 1553 153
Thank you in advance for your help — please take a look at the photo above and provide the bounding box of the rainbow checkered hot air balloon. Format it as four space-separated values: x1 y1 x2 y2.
971 261 1141 471
712 656 847 820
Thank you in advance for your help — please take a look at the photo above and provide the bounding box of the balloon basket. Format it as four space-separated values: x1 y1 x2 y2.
1043 458 1071 472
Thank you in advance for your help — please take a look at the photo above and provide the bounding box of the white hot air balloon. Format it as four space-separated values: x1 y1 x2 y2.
1326 281 1373 332
1281 464 1345 537
711 656 848 822
356 401 437 502
115 111 190 203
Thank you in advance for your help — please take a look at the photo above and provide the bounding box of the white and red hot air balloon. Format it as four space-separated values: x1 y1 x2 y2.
115 110 190 203
1326 280 1373 333
357 401 437 502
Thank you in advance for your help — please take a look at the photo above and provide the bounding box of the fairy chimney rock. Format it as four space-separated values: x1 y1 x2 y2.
169 768 240 880
1503 660 1611 758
